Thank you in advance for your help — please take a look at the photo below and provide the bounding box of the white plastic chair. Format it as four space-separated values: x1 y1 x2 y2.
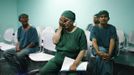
116 30 126 55
41 26 56 52
28 27 56 74
117 30 126 49
0 28 16 51
3 28 15 43
84 30 92 50
124 31 134 52
84 30 92 58
128 31 134 45
29 26 56 61
36 26 45 52
84 30 94 58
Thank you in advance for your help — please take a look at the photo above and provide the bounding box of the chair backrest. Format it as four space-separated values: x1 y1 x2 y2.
3 28 15 43
128 31 134 45
117 30 125 49
84 30 93 59
115 30 125 56
84 30 92 49
41 26 56 52
13 31 18 44
36 26 45 47
36 26 45 37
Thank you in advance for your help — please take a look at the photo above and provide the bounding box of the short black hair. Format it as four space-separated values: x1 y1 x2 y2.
94 13 99 18
98 10 109 19
18 13 29 21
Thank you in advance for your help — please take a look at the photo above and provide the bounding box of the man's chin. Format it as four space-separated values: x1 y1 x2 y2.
101 22 107 25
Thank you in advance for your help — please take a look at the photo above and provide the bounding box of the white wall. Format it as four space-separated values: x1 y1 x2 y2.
0 0 134 42
17 0 134 35
0 0 17 42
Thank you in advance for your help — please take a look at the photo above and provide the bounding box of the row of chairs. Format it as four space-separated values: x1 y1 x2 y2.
29 26 56 61
1 27 134 59
116 30 134 55
2 27 133 52
0 28 16 52
1 27 134 53
0 27 134 74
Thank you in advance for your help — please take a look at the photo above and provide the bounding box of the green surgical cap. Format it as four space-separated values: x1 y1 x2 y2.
61 10 75 22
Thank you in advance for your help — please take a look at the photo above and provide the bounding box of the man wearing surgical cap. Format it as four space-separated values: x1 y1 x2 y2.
40 10 87 75
61 10 75 22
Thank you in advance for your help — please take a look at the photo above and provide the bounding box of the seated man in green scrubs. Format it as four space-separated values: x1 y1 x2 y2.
39 10 87 75
3 14 39 75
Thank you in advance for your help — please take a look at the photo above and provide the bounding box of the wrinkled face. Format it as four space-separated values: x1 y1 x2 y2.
99 14 109 25
59 16 73 29
19 16 28 25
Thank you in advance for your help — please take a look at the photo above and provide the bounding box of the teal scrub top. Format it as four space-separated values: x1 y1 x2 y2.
90 24 117 50
17 26 39 49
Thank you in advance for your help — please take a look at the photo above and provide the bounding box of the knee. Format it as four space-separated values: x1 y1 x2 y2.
16 52 27 59
3 51 6 57
16 53 22 59
3 51 10 58
3 49 15 58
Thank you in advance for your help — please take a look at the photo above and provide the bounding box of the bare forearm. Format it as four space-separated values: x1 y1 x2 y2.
92 38 107 57
26 42 35 48
73 50 85 67
52 27 62 44
16 42 23 52
100 39 115 60
108 38 115 56
92 38 99 54
16 42 20 50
